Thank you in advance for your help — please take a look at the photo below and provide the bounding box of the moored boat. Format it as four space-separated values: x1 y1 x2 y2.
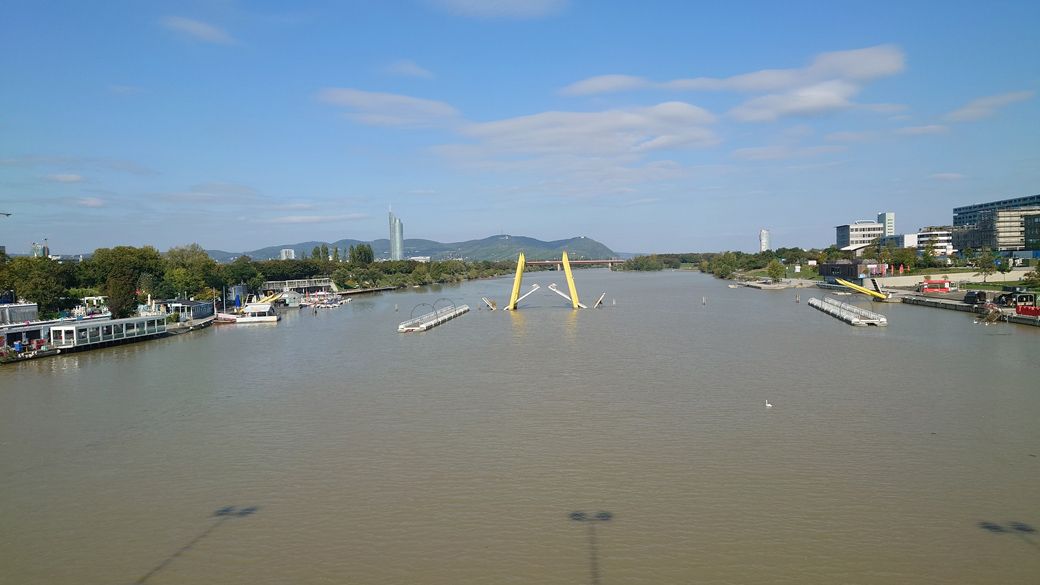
236 303 280 324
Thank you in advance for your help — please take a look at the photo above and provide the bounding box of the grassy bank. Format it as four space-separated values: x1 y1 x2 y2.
962 281 1040 292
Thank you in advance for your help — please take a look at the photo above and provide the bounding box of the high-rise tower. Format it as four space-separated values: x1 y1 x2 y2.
389 208 404 260
759 229 770 252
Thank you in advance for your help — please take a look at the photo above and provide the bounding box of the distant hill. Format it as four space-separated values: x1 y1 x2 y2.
206 235 616 262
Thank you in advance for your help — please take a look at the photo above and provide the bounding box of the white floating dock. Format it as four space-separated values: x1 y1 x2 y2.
808 297 888 326
398 304 470 333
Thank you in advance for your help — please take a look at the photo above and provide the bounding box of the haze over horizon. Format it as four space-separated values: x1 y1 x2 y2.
2 0 1038 255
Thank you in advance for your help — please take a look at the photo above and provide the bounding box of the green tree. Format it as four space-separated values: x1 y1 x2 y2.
766 259 785 283
997 257 1014 276
975 248 997 282
83 246 164 316
312 246 321 260
1023 264 1040 289
164 267 204 298
355 244 374 265
4 257 69 316
891 246 916 271
962 247 977 267
879 243 896 265
164 243 219 294
332 247 340 262
920 239 936 269
221 256 260 287
320 243 329 260
106 274 139 318
622 255 664 271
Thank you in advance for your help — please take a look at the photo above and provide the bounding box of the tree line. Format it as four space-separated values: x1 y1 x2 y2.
0 244 517 319
617 241 1029 282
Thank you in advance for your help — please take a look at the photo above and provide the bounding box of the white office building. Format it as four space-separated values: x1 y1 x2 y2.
916 227 955 256
759 229 770 252
279 248 296 260
877 212 895 237
879 233 918 249
836 220 885 248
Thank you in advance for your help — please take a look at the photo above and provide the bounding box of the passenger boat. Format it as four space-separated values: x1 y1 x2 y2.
235 303 280 324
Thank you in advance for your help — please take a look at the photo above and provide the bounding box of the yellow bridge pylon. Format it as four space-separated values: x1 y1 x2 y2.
506 252 526 310
561 251 581 309
505 251 587 310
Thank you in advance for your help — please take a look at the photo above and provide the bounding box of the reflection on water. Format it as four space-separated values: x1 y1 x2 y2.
563 307 578 342
1 270 1039 585
508 306 527 338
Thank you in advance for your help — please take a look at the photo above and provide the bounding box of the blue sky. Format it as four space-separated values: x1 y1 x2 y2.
2 0 1038 254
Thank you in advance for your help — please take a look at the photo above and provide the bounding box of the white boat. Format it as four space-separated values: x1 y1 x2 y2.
235 303 280 323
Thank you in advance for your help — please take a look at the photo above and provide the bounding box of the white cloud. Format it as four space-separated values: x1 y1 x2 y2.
260 213 368 224
562 45 905 96
894 124 949 135
0 156 156 175
825 131 879 142
729 80 860 122
560 45 905 123
77 197 105 208
560 74 649 96
620 197 662 206
161 182 259 203
929 173 965 181
161 16 236 45
430 0 566 19
384 59 435 79
433 103 715 198
47 173 84 183
460 101 717 156
731 145 846 161
945 90 1035 121
318 90 714 198
317 88 459 127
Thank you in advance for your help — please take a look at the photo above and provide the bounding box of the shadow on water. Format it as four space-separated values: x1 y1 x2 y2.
570 511 613 585
132 505 259 585
978 520 1039 551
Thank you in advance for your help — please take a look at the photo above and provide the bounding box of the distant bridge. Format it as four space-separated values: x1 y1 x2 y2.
525 258 623 269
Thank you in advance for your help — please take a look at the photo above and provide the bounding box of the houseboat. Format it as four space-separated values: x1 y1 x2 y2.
48 315 168 352
235 303 280 324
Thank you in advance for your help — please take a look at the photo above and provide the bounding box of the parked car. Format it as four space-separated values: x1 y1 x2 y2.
963 291 988 304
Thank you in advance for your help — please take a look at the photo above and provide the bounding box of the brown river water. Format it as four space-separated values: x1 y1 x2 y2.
1 270 1038 584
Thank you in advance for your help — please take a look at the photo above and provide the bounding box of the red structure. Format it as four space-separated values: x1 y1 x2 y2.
919 279 952 293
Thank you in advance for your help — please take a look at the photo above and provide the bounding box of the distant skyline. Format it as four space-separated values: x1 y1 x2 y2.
2 1 1038 254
